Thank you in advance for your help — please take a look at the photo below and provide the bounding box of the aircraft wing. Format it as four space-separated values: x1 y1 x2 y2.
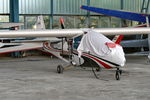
0 23 24 28
0 28 150 38
12 37 62 43
81 5 150 23
0 42 43 54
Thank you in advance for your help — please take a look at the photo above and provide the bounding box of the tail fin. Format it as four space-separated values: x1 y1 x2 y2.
112 24 148 44
34 15 45 29
59 17 65 29
112 35 124 44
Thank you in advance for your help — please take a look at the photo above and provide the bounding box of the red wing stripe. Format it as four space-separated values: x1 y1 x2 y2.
83 54 112 69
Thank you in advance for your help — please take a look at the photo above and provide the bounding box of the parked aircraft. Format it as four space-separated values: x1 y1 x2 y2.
1 15 150 80
1 26 150 80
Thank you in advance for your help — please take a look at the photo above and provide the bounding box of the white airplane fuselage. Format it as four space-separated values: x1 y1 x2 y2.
76 30 126 69
99 44 126 67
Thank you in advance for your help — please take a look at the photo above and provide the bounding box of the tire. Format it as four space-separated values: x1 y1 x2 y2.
115 70 120 80
57 65 64 74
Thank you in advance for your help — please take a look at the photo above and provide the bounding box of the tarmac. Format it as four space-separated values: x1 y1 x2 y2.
0 55 150 100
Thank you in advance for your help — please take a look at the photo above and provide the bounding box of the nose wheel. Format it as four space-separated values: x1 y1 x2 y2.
115 68 122 80
57 64 75 74
57 65 64 74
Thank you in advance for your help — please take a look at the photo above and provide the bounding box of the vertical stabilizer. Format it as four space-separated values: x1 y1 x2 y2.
112 35 124 44
35 15 45 29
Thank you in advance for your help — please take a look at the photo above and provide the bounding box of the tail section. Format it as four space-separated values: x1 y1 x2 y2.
34 15 45 29
112 24 148 44
112 35 124 44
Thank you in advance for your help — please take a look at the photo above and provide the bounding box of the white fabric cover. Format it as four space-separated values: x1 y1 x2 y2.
77 30 113 57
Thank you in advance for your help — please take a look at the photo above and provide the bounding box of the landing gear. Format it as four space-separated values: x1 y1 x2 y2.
115 68 122 80
57 38 74 74
91 66 102 79
57 65 64 74
57 64 75 74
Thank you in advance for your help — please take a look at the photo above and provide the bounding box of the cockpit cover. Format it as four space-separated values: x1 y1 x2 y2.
77 30 113 57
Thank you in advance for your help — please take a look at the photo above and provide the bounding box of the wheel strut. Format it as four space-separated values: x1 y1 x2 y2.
115 68 122 80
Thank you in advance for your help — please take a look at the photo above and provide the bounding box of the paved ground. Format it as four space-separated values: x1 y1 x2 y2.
0 55 150 100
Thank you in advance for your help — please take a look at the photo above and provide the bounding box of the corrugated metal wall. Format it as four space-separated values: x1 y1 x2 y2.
20 0 87 15
123 0 142 12
90 0 121 10
53 0 87 15
19 0 51 14
0 0 9 14
0 0 148 14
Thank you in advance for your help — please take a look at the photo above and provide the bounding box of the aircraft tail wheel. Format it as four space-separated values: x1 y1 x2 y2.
57 65 64 74
96 67 101 72
115 70 120 80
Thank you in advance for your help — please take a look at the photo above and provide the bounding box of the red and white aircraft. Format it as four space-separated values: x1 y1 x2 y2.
1 17 150 80
0 27 150 80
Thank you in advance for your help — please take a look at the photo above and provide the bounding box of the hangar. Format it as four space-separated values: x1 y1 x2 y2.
0 0 149 57
0 0 150 100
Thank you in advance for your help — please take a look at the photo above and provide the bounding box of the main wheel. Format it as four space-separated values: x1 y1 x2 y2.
115 70 120 80
57 65 64 74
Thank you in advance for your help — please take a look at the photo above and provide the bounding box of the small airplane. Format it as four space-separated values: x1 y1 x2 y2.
1 15 150 80
1 23 150 80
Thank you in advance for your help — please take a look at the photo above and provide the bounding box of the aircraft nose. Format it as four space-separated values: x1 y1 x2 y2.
114 52 126 67
119 57 126 67
116 46 126 67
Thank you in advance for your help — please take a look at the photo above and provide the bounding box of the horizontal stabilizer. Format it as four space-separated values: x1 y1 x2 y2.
126 51 149 56
121 39 148 47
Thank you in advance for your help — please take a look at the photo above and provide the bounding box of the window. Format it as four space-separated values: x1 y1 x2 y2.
25 16 36 29
0 15 9 22
100 17 110 28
